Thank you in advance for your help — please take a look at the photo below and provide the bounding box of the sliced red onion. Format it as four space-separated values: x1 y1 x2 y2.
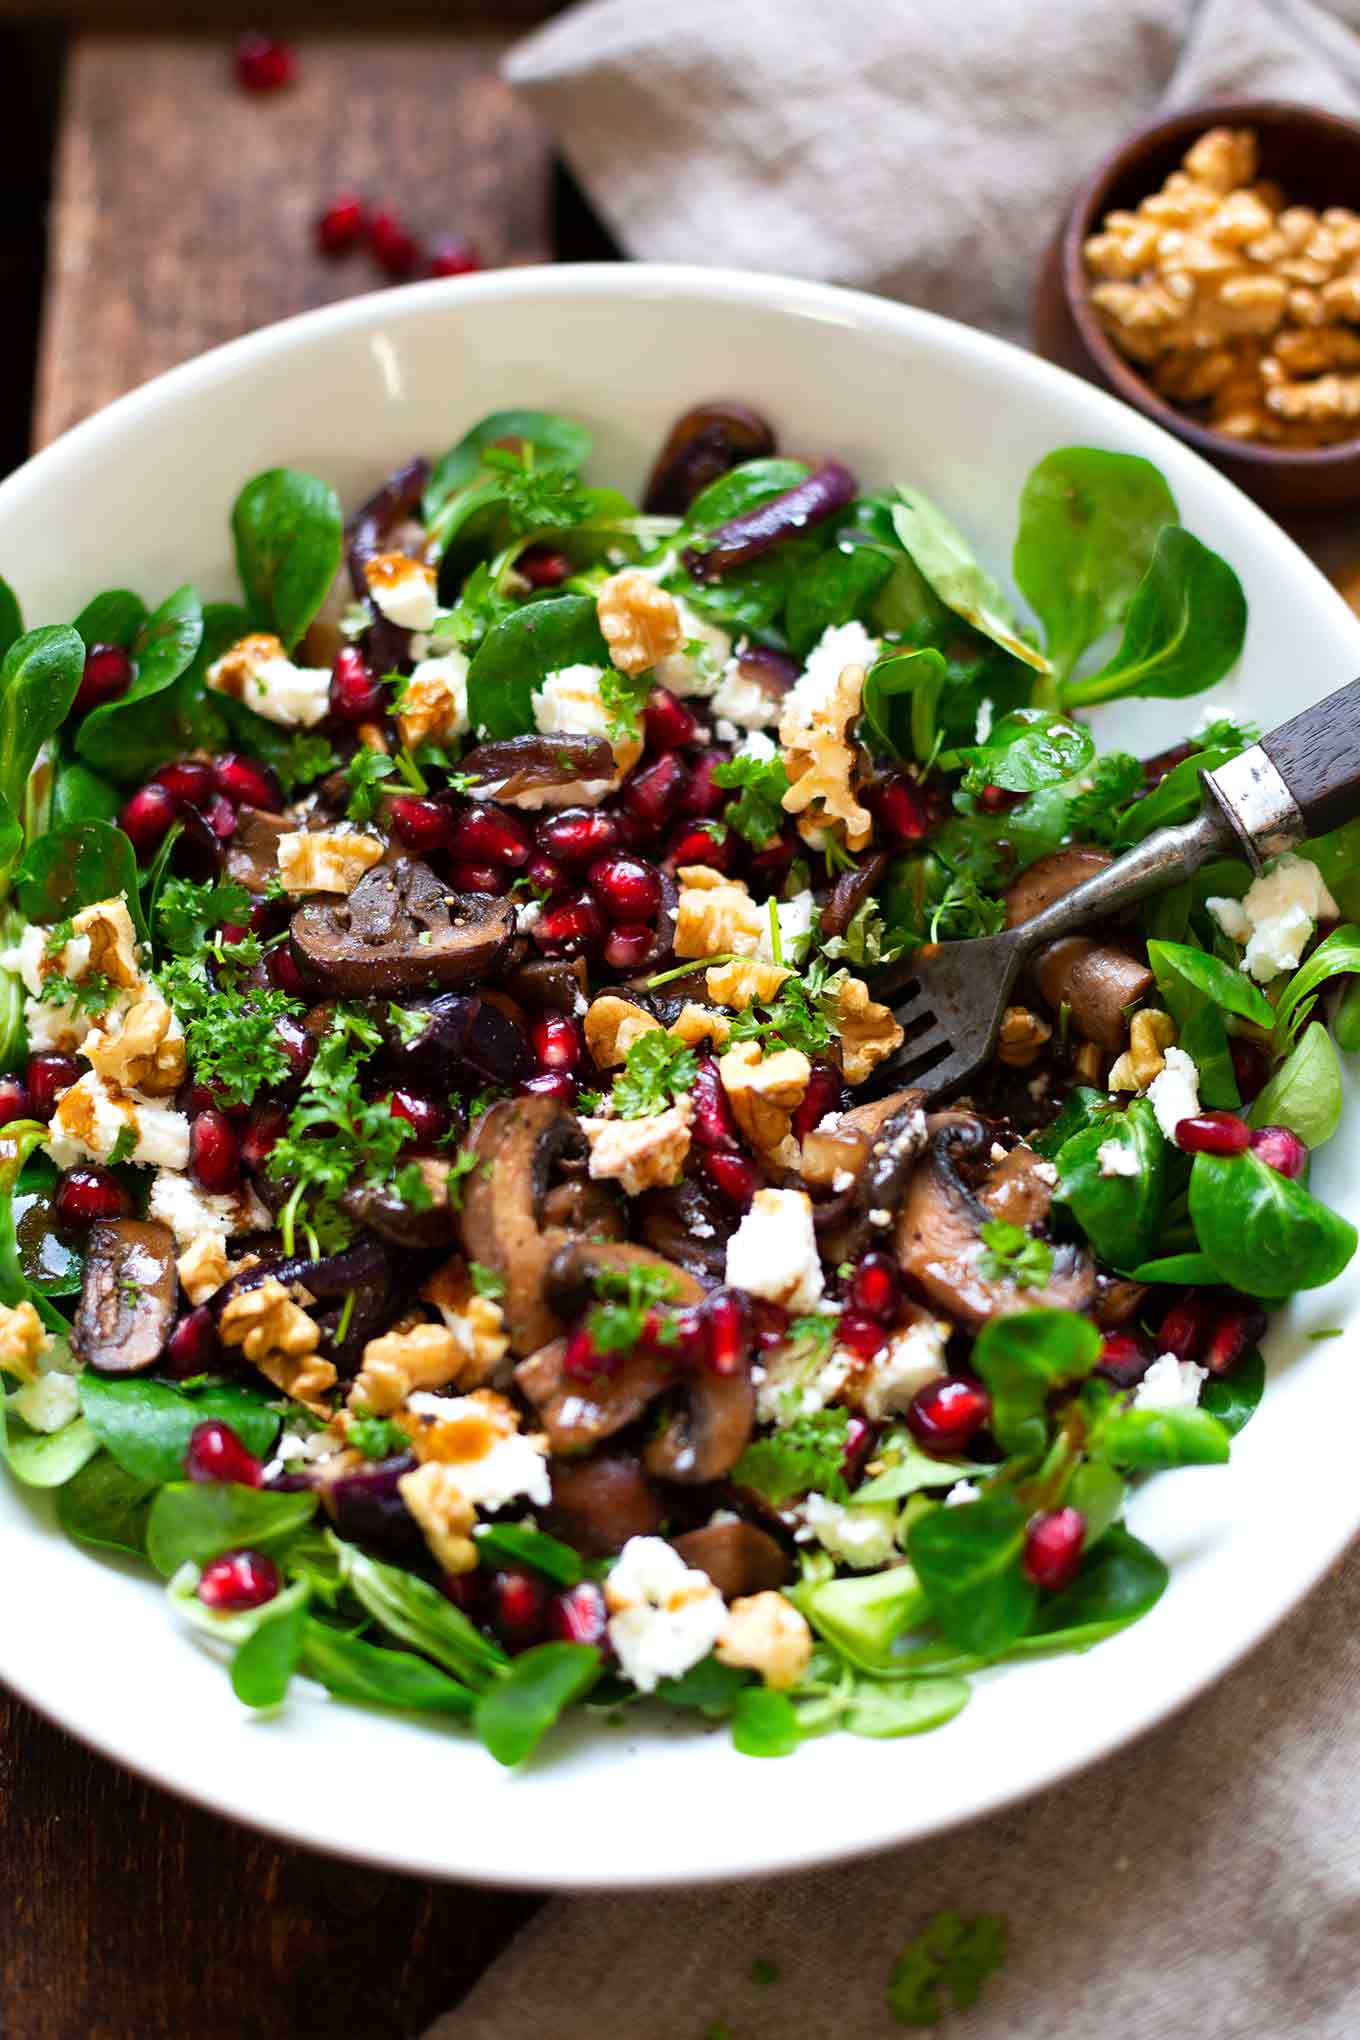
683 461 858 580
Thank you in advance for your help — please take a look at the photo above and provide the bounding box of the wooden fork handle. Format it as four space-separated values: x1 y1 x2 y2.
1206 676 1360 860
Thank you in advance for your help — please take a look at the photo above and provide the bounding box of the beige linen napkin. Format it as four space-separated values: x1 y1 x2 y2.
430 7 1360 2032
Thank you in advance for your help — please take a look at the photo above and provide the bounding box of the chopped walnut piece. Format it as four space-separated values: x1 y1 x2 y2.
176 1234 233 1306
420 1258 511 1387
397 1462 478 1575
596 569 685 677
668 1001 732 1050
220 1277 335 1410
1108 1008 1176 1093
397 663 466 752
673 868 767 960
581 1097 693 1195
831 974 904 1086
349 1320 467 1415
72 896 143 991
277 829 385 895
779 662 873 851
81 996 185 1097
996 1005 1053 1069
716 1591 813 1690
719 1040 810 1161
0 1300 51 1384
584 994 661 1070
705 957 791 1011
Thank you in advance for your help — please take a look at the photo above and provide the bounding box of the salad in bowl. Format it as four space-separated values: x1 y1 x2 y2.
0 399 1356 1769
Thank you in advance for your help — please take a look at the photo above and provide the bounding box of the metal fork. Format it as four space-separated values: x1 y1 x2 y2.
868 677 1360 1102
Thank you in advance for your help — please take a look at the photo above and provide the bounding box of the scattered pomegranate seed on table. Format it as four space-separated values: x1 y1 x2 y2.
234 33 297 93
428 237 480 279
316 192 366 257
369 206 422 280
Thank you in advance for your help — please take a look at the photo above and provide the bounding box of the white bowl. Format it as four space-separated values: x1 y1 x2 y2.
2 266 1358 1890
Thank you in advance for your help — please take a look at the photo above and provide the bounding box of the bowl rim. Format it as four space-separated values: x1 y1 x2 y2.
2 260 1360 1890
1059 94 1360 470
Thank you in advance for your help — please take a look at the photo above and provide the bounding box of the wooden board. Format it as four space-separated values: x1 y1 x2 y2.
34 30 554 444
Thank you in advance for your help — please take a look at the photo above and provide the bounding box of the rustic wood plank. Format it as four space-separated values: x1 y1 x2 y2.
34 29 554 445
0 1692 539 2039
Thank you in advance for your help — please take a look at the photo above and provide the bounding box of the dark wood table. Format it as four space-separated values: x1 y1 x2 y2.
0 17 615 2034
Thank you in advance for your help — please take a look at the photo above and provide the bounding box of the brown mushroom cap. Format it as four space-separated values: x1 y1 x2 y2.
1005 847 1154 1049
644 1364 756 1486
73 1218 178 1374
544 1237 704 1322
224 807 291 893
458 1095 586 1355
895 1113 1095 1331
1003 846 1112 927
291 858 514 997
671 1523 791 1597
541 1177 627 1241
544 1453 665 1555
516 1336 676 1455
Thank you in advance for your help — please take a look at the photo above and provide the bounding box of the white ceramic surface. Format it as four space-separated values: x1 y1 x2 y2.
2 266 1358 1890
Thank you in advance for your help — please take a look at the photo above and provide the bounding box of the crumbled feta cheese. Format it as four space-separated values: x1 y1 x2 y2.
148 1170 266 1248
581 1097 693 1196
402 1393 551 1509
1097 1139 1140 1179
944 1479 982 1507
604 1536 726 1693
974 697 994 744
708 659 781 732
757 888 817 966
868 1207 892 1229
725 1188 824 1314
735 730 778 764
515 899 543 936
533 662 611 743
1134 1353 1208 1412
755 1341 853 1426
47 1071 190 1171
205 633 330 728
856 1319 950 1420
1145 1047 1201 1142
652 600 731 698
12 1369 81 1434
1207 854 1338 984
800 1492 897 1570
714 719 740 744
781 621 880 731
1031 1158 1059 1186
364 551 439 633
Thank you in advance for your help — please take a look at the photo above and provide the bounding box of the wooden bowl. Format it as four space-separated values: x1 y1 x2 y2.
1034 98 1360 512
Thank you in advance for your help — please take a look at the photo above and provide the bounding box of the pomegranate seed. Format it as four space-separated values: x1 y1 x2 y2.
316 191 366 257
213 753 281 811
54 1166 132 1228
1023 1508 1086 1591
152 758 215 808
274 1011 316 1083
837 1309 887 1361
873 772 932 845
186 1419 263 1488
1250 1124 1307 1179
234 33 296 92
489 1568 548 1652
387 795 454 853
675 750 730 820
587 853 662 924
0 1077 30 1127
73 642 134 719
198 1549 280 1612
218 923 249 947
530 1012 582 1073
203 793 237 839
448 861 509 896
1229 1036 1269 1103
536 809 621 865
191 1108 240 1193
1096 1331 1152 1388
440 1572 488 1617
166 1306 219 1378
748 831 798 877
848 1253 900 1322
1157 1289 1212 1364
602 924 656 971
668 820 734 870
624 753 690 825
523 851 569 899
428 236 480 278
644 687 700 751
690 1057 739 1150
26 1053 79 1120
703 1288 749 1375
1204 1297 1267 1376
370 206 421 279
532 893 605 959
978 784 1024 813
563 1326 612 1380
906 1376 992 1457
842 1415 878 1484
700 1148 759 1208
668 1305 707 1370
547 1580 609 1650
517 546 571 589
389 1089 449 1145
329 645 384 721
749 1299 790 1352
267 944 306 997
118 782 178 857
792 1059 846 1143
240 1103 287 1172
1174 1110 1250 1156
180 1077 247 1123
447 803 532 868
519 1069 578 1104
